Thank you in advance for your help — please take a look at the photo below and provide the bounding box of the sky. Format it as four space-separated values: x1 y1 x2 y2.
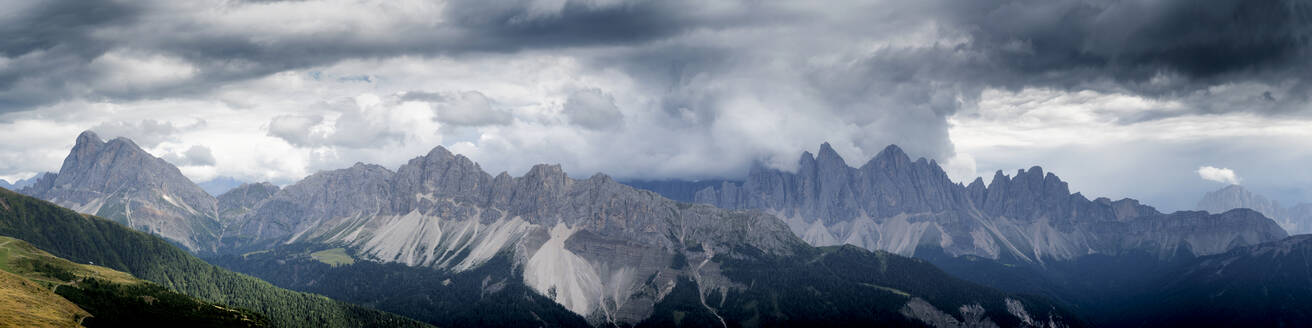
1 0 1310 211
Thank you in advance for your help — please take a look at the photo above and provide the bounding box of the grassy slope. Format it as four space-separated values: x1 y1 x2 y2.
0 269 88 328
0 188 430 328
0 235 267 327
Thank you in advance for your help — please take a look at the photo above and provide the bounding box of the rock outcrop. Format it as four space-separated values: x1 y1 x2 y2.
687 143 1287 262
20 131 221 252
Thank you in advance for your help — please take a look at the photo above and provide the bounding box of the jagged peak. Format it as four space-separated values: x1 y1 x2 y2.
525 163 566 179
815 142 846 166
416 145 484 171
878 144 907 158
75 130 103 146
587 172 615 183
987 170 1009 189
870 144 910 164
967 177 986 189
423 145 455 160
1018 166 1044 178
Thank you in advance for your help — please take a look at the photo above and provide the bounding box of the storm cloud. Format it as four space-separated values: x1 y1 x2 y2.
0 0 1309 209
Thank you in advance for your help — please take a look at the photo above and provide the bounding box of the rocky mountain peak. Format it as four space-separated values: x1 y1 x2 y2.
863 144 912 170
967 177 986 190
75 130 102 147
798 150 816 166
987 170 1009 188
586 172 615 184
424 145 455 161
416 145 482 171
523 164 570 189
815 142 847 167
24 131 221 252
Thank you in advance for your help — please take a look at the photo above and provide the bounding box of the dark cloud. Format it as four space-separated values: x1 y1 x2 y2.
3 0 1312 196
0 0 142 109
944 0 1312 97
0 0 139 58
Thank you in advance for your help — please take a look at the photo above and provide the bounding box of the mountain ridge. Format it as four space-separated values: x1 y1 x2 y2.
215 142 1078 326
679 143 1287 262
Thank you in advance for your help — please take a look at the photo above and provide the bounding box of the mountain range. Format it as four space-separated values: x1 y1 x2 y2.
14 131 1081 327
11 130 1306 327
1197 184 1312 235
669 143 1285 262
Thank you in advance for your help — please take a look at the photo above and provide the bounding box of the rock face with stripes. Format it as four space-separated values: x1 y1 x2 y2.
688 143 1287 262
222 145 802 325
21 131 221 252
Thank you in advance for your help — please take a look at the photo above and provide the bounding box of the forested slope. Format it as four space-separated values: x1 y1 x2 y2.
0 188 430 328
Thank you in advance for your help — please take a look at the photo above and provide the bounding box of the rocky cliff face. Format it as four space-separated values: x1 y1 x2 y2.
688 143 1287 262
20 131 220 252
220 145 1075 327
223 146 805 325
1196 184 1312 234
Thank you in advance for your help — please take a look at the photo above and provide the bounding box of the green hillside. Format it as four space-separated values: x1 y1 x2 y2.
0 188 430 328
0 235 266 327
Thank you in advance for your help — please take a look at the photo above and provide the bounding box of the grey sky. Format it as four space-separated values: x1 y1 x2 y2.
1 0 1309 210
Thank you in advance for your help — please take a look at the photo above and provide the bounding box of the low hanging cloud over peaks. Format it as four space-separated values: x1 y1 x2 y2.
1 0 1311 209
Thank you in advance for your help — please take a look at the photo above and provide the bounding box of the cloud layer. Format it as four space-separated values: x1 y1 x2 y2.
0 0 1309 208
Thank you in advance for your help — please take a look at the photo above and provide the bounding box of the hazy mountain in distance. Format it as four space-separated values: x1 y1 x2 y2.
198 176 247 197
19 131 221 252
218 145 1080 327
643 143 1286 262
621 179 735 203
0 173 44 191
217 182 280 224
1197 184 1312 234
